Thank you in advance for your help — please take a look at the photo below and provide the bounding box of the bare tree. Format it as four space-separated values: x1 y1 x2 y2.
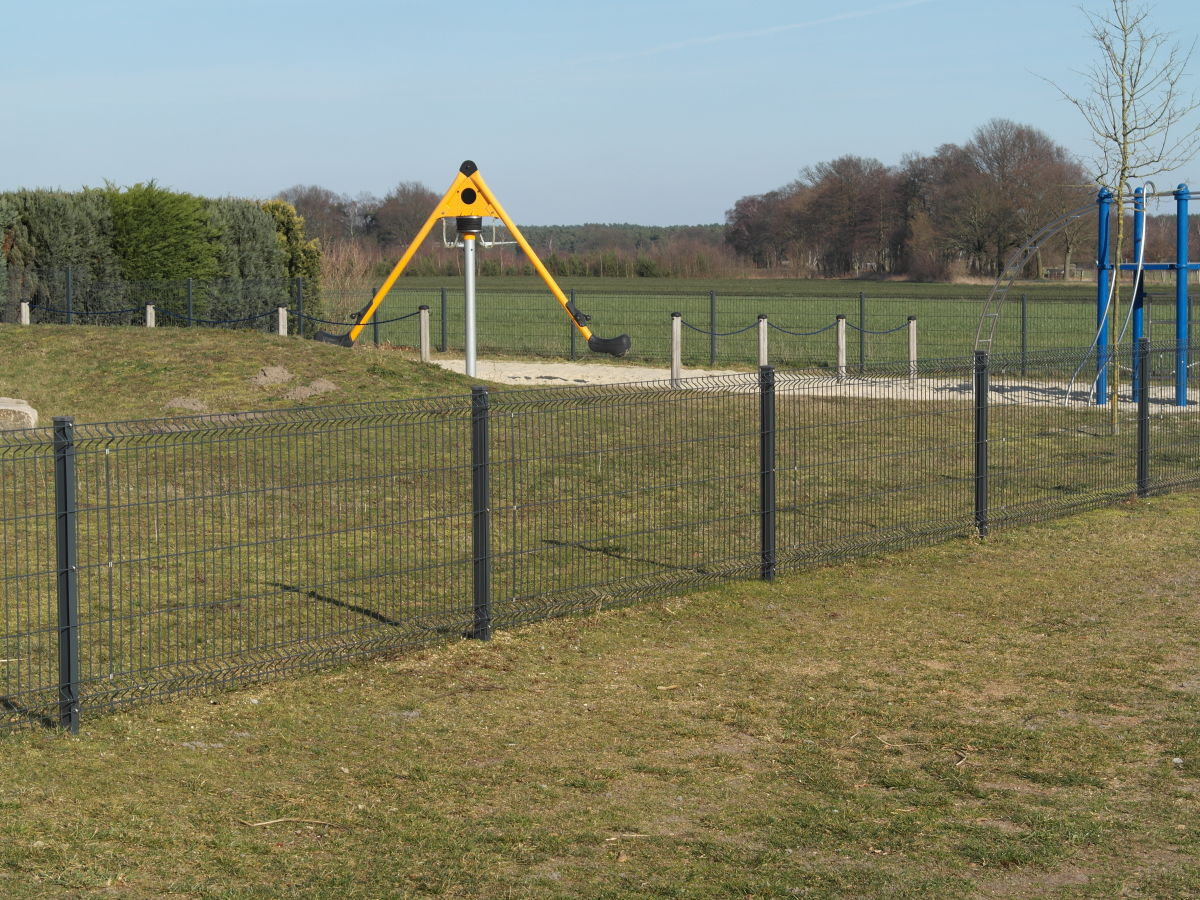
1052 0 1200 199
276 185 353 245
370 182 439 249
1046 1 1200 414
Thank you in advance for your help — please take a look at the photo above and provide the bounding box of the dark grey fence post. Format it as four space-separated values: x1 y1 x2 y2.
65 268 74 325
569 289 578 360
858 291 866 372
974 351 990 539
709 291 718 366
759 366 777 581
187 278 195 326
53 417 80 734
294 278 304 336
1137 336 1150 497
440 288 448 352
1020 293 1028 376
471 387 493 640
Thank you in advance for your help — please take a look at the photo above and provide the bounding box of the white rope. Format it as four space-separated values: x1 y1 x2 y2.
1065 182 1156 403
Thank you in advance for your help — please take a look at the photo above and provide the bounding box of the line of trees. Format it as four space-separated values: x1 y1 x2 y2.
725 119 1096 281
276 182 742 285
278 119 1119 286
0 183 320 322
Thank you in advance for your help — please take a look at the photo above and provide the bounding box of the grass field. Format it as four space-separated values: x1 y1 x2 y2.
3 326 1197 727
2 324 1199 896
326 275 1197 369
1 494 1198 898
0 324 474 423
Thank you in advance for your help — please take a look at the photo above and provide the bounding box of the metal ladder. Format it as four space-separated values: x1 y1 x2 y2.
974 203 1094 352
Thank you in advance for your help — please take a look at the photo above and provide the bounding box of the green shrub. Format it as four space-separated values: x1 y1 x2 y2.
107 182 220 283
0 189 124 321
262 200 321 333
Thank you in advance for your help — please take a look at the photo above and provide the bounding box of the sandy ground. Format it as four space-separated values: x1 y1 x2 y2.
430 358 742 386
428 357 1199 410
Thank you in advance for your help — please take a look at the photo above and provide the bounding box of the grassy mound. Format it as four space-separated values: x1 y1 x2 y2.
0 325 475 423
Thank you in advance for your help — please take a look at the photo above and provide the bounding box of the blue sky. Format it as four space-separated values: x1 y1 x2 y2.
4 0 1199 224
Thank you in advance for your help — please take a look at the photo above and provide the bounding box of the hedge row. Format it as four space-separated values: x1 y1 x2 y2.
0 184 321 326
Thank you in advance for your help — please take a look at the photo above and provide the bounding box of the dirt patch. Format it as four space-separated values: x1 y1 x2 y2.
165 397 209 413
973 865 1090 898
251 366 294 387
284 379 338 402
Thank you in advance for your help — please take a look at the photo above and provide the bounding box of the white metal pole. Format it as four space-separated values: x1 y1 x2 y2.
277 307 288 336
670 312 682 387
464 235 477 378
19 301 30 325
146 305 156 328
836 314 847 382
757 314 769 368
907 316 917 383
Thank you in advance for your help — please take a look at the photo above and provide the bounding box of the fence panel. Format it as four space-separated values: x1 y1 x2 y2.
1145 341 1200 494
61 399 475 717
986 348 1139 528
773 359 978 569
0 430 61 729
488 376 763 626
6 341 1200 733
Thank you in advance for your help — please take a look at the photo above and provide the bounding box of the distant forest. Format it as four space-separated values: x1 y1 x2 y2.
280 117 1198 287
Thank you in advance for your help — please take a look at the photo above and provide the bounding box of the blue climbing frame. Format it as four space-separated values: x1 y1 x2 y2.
1096 184 1199 406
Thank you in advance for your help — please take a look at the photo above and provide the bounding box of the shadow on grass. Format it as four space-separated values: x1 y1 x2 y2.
1 695 57 730
541 538 712 575
270 582 405 627
269 583 464 637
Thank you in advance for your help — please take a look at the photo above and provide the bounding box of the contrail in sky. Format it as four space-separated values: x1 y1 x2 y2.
614 0 937 59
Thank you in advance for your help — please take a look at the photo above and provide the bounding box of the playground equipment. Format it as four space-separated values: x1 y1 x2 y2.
976 184 1197 407
1096 185 1199 406
316 161 631 374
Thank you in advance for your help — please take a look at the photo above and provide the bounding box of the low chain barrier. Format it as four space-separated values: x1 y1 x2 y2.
670 313 919 378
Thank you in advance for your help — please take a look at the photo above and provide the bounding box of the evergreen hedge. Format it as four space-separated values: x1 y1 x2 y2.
0 186 321 327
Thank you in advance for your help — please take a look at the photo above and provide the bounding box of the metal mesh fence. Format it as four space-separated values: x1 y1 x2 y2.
4 344 1200 732
0 433 60 728
773 360 978 567
23 272 300 332
366 286 1126 367
488 377 763 625
17 274 1180 371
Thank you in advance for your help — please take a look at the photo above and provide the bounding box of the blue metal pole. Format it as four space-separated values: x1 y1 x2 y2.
1131 187 1146 398
1096 188 1113 405
1175 184 1189 406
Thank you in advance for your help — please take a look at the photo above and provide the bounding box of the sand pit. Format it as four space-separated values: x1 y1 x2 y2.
428 357 1198 410
430 358 741 386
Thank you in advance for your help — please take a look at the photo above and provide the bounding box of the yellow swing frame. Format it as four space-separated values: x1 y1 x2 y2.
315 160 631 356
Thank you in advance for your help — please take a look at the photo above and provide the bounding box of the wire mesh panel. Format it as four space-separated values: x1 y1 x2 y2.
5 340 1200 733
0 430 60 730
773 360 978 569
375 288 584 358
63 398 474 715
1146 342 1200 493
987 349 1139 528
488 375 763 626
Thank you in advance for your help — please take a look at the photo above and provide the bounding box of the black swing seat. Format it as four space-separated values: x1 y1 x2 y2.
588 333 632 357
